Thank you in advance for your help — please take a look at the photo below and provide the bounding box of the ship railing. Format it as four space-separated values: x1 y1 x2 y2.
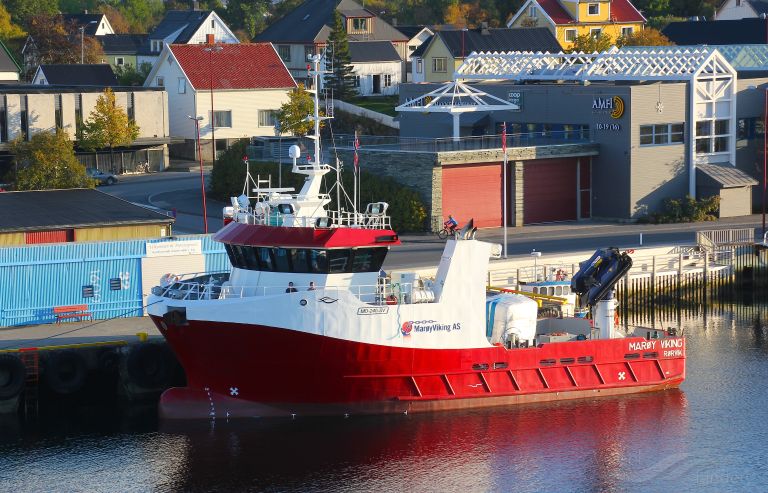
233 208 392 230
156 280 432 305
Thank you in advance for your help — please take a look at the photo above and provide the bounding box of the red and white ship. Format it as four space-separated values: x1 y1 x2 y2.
147 56 685 419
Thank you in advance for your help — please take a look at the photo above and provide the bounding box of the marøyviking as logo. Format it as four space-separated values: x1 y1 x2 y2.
401 321 413 336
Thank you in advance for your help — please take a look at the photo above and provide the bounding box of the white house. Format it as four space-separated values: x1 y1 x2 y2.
144 42 296 161
62 13 115 36
715 0 768 19
319 41 402 96
137 10 239 66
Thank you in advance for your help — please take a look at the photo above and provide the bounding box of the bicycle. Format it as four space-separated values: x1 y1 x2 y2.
437 226 456 240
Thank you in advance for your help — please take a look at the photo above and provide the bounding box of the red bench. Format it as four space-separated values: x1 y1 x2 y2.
53 304 92 323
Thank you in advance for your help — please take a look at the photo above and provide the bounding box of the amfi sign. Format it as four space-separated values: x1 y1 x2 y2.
592 96 625 119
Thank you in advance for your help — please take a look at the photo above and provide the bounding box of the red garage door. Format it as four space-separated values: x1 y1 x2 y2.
442 162 502 228
524 158 578 224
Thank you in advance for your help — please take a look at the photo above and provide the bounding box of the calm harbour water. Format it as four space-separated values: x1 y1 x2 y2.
1 303 767 493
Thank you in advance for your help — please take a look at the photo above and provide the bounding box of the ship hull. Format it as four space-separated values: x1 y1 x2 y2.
150 317 686 419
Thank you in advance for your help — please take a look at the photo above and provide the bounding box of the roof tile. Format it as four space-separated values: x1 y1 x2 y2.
170 43 296 90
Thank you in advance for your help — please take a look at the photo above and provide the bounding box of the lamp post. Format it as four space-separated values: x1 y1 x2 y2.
79 21 98 64
203 45 223 168
188 115 208 234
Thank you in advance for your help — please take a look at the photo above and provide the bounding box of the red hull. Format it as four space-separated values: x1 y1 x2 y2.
151 316 686 419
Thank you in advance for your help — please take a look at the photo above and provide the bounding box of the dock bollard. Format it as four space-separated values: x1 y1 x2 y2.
136 332 148 342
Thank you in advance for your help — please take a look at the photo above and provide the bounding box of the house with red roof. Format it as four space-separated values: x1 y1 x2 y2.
144 42 296 162
506 0 645 49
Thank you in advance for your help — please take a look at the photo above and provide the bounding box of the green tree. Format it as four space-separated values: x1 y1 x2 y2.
226 0 270 38
566 33 614 53
617 27 674 47
80 88 140 173
325 10 356 100
11 129 93 190
0 3 26 42
118 0 165 33
4 0 58 27
114 62 153 86
276 83 322 137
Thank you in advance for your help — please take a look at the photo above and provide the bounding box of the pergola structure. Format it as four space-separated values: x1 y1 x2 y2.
452 46 738 196
394 80 520 140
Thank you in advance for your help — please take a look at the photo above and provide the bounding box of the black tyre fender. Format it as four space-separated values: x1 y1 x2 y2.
0 354 26 400
97 348 120 373
126 344 171 389
43 350 88 394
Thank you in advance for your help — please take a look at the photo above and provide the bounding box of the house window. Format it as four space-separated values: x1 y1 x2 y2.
590 28 602 38
304 45 314 61
75 94 83 137
156 76 164 87
695 119 730 153
258 110 277 127
433 57 447 72
565 29 577 42
127 92 135 122
20 95 29 140
278 45 291 62
211 19 215 28
55 94 63 130
352 18 367 32
115 57 125 66
353 75 360 87
151 40 162 52
621 27 633 37
416 59 423 73
384 74 392 87
213 110 232 128
640 123 684 146
528 5 537 17
0 95 6 142
588 3 599 15
178 78 186 94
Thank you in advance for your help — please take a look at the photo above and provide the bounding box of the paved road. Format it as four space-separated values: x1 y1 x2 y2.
101 171 224 234
104 172 765 268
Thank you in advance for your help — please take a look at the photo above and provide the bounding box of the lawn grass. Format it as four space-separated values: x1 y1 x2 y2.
347 96 399 117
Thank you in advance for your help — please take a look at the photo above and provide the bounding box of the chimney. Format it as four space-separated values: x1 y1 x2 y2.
206 33 215 44
481 21 490 35
84 9 88 14
191 0 200 10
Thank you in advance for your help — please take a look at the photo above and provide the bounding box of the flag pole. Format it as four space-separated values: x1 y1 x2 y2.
502 123 508 259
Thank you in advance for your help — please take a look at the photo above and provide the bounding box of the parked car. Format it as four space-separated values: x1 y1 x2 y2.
86 168 117 185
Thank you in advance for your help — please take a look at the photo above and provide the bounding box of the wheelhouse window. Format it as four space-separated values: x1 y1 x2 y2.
225 245 387 273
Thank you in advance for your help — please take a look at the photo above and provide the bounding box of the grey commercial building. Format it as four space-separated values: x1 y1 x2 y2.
382 47 765 227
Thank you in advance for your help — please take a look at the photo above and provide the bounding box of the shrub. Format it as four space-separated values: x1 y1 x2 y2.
645 195 720 224
210 141 427 232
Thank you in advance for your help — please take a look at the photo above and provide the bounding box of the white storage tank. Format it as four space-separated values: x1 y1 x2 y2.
486 293 538 347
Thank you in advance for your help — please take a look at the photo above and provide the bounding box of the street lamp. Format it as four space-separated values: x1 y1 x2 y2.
188 115 208 234
763 88 767 236
79 21 98 64
203 45 223 168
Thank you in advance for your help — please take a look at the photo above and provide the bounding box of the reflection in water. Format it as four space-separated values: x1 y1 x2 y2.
2 304 768 492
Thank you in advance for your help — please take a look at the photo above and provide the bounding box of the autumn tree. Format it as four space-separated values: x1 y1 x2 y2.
0 4 26 42
325 10 356 100
80 88 140 173
11 129 94 190
566 33 614 53
277 83 325 137
97 5 131 34
617 28 674 47
23 14 105 79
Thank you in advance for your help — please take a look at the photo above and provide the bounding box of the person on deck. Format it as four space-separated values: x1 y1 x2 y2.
286 282 298 293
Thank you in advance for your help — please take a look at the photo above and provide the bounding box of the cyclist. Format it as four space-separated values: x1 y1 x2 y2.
444 215 458 234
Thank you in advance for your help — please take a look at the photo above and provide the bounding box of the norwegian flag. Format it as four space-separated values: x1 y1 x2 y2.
353 131 360 171
501 122 507 153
